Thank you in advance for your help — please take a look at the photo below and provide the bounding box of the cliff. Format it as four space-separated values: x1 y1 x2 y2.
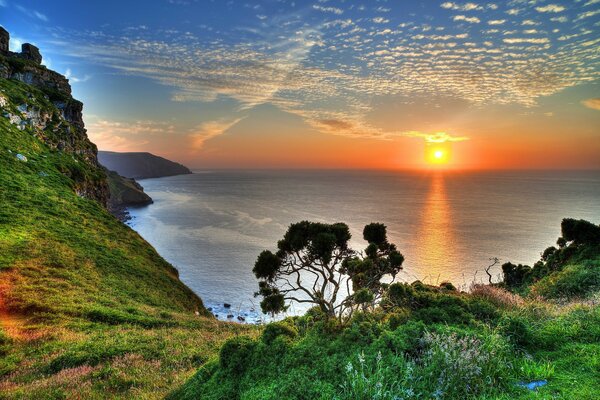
0 29 109 205
98 151 193 179
105 169 153 219
0 30 245 398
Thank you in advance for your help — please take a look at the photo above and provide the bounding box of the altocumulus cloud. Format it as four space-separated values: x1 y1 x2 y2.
582 98 600 111
47 1 600 142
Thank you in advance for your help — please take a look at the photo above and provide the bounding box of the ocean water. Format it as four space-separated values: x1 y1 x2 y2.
128 170 600 321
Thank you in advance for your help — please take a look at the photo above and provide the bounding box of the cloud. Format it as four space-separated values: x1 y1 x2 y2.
441 2 483 11
8 36 22 52
15 5 48 21
65 68 91 83
372 17 389 24
0 1 7 8
50 0 599 142
312 5 343 15
453 15 481 23
582 98 600 111
189 118 245 150
404 131 469 143
488 19 506 25
575 9 600 20
316 119 353 131
503 37 549 44
535 4 565 13
86 118 174 151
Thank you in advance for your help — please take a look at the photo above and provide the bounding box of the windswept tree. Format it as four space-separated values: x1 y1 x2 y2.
252 221 404 321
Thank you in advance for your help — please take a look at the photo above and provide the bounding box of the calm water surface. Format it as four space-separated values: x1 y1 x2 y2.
128 170 600 321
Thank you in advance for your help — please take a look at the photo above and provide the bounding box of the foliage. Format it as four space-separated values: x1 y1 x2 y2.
502 218 600 290
253 221 404 321
530 262 600 299
561 218 600 245
336 352 401 400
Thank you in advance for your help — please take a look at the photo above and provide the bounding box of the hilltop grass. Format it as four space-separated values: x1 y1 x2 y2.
0 77 256 398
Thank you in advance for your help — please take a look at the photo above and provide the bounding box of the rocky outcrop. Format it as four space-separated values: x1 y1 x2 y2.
98 151 192 180
0 28 109 206
105 169 153 221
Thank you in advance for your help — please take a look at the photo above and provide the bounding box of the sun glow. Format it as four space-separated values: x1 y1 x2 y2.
426 145 451 166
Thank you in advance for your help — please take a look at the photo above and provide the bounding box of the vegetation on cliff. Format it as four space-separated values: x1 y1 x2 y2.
0 59 252 398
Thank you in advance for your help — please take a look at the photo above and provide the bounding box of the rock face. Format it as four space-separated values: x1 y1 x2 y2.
98 151 193 180
105 169 153 221
0 28 109 206
0 27 8 55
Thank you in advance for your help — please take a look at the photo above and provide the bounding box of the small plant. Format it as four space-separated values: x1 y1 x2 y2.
337 351 409 400
517 357 555 381
419 331 512 399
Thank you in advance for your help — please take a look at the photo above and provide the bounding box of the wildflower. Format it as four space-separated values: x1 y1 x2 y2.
346 361 353 373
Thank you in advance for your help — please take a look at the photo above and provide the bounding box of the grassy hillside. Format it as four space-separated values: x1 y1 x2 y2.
176 227 600 399
0 77 254 398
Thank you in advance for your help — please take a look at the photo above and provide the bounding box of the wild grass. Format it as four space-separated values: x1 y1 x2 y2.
0 76 256 398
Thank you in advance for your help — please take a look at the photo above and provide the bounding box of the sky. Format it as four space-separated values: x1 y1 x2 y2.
1 0 599 169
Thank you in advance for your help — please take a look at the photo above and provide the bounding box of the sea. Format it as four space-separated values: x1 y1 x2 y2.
127 170 600 323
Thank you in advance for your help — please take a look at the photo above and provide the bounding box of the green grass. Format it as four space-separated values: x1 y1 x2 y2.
0 76 255 398
176 244 600 399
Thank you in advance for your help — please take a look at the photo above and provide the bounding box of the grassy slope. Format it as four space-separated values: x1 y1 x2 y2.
0 77 255 398
176 247 600 399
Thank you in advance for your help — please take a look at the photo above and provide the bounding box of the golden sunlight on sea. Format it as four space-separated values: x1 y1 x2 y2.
413 173 458 285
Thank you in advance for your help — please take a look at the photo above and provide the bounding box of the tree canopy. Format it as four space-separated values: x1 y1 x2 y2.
252 221 404 321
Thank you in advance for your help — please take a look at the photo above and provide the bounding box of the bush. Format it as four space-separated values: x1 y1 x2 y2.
467 298 500 322
502 262 531 288
261 320 298 344
498 315 533 348
219 336 257 376
531 263 600 299
385 310 410 330
561 218 600 245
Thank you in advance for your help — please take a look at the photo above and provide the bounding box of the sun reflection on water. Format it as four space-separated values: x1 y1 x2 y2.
412 173 458 285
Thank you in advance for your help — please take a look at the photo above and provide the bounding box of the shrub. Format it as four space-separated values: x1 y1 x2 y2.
385 310 410 330
439 281 456 291
261 320 298 344
219 336 257 376
531 263 600 299
498 315 533 348
466 298 500 322
561 218 600 245
502 262 531 288
384 282 416 308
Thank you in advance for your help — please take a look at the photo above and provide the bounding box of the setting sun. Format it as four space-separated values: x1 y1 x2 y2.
426 145 451 166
